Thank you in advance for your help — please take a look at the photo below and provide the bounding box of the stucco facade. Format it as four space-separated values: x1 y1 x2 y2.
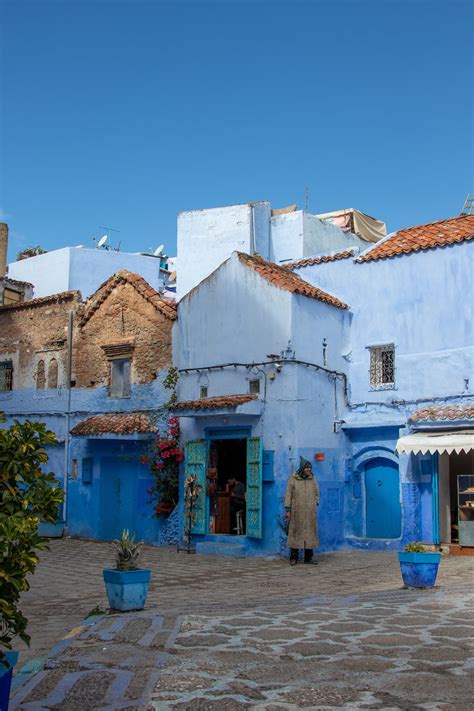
173 209 474 557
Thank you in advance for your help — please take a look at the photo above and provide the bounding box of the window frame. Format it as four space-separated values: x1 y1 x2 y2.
0 360 13 392
249 378 261 395
109 357 132 399
368 343 395 391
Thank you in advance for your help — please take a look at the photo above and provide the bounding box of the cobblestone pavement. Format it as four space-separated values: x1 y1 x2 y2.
10 539 474 710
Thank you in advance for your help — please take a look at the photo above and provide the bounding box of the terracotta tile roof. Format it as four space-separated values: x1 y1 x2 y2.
357 214 474 262
71 413 156 436
409 404 474 422
173 394 257 411
237 253 348 310
79 270 177 327
286 249 357 269
0 290 81 311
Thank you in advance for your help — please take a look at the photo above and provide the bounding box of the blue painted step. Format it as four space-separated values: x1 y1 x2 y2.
196 540 247 557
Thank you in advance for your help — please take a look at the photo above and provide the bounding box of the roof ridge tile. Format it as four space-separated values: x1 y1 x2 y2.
237 252 348 310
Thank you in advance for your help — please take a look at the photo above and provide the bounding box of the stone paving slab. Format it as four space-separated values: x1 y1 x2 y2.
10 539 474 710
148 586 474 710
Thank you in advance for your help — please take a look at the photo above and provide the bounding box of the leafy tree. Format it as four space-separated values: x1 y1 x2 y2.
0 414 63 658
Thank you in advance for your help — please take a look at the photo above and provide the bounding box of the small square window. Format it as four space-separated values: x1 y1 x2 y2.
110 358 131 398
249 379 260 395
0 361 13 391
200 385 208 398
369 345 395 389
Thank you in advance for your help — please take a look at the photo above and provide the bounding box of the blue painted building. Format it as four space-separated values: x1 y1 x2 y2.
7 244 169 299
174 206 474 556
0 265 178 544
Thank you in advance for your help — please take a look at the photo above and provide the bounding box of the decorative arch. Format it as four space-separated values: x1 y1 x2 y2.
353 447 401 540
353 446 398 474
48 358 59 388
36 360 46 389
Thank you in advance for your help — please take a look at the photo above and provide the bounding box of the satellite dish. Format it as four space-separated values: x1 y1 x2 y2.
97 235 108 247
153 244 164 257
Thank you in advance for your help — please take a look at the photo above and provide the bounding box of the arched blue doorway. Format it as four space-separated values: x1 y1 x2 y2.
365 457 401 539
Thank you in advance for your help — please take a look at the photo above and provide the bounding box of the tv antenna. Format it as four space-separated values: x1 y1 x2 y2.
96 226 121 251
460 192 473 215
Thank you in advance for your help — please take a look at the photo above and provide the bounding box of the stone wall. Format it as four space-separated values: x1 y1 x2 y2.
0 292 80 389
74 281 173 388
0 277 173 392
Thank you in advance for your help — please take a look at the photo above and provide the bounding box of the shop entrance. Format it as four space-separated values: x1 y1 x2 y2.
439 450 474 545
207 438 247 535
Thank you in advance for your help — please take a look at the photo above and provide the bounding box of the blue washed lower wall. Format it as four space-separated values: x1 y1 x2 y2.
182 445 346 558
67 437 178 545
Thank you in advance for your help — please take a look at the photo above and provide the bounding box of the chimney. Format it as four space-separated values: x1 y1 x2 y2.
0 223 8 278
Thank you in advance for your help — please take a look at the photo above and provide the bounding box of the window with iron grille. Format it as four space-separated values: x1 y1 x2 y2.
369 345 395 389
0 361 13 391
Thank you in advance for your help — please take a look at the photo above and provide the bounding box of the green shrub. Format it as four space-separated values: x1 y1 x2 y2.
0 414 63 657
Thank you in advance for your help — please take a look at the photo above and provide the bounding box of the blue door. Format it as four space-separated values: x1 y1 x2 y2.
365 458 401 539
100 457 137 540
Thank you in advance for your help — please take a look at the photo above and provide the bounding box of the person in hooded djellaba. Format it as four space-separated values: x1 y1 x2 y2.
284 457 320 565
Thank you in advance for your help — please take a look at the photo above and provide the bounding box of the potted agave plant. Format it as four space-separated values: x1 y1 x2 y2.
103 530 151 611
398 542 442 589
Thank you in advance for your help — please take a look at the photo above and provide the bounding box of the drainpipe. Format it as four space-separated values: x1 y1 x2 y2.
62 311 73 532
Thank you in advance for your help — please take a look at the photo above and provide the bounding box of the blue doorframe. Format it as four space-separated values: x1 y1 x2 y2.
432 452 440 544
365 457 402 539
204 427 252 534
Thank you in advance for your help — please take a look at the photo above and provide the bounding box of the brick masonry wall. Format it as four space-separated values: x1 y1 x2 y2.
0 281 173 390
0 296 80 388
75 281 172 388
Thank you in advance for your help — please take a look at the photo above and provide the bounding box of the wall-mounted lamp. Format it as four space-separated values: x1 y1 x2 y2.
314 452 325 462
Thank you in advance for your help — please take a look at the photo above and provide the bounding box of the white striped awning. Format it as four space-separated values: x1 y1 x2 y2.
396 430 474 456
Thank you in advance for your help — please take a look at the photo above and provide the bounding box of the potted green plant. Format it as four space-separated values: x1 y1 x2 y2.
103 530 151 611
398 542 442 588
0 415 63 711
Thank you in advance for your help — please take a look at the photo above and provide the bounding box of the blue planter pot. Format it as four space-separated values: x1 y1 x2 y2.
103 569 151 611
0 651 19 711
398 552 441 588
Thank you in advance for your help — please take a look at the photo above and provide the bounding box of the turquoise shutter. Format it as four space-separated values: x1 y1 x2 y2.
185 440 207 535
246 437 263 538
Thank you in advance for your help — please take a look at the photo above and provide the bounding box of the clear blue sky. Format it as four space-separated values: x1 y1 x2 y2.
1 0 472 261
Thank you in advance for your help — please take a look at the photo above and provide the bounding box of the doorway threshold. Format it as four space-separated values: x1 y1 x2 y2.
447 544 474 556
196 537 247 558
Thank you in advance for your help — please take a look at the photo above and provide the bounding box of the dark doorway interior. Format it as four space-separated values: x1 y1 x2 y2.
449 451 474 544
208 438 247 535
